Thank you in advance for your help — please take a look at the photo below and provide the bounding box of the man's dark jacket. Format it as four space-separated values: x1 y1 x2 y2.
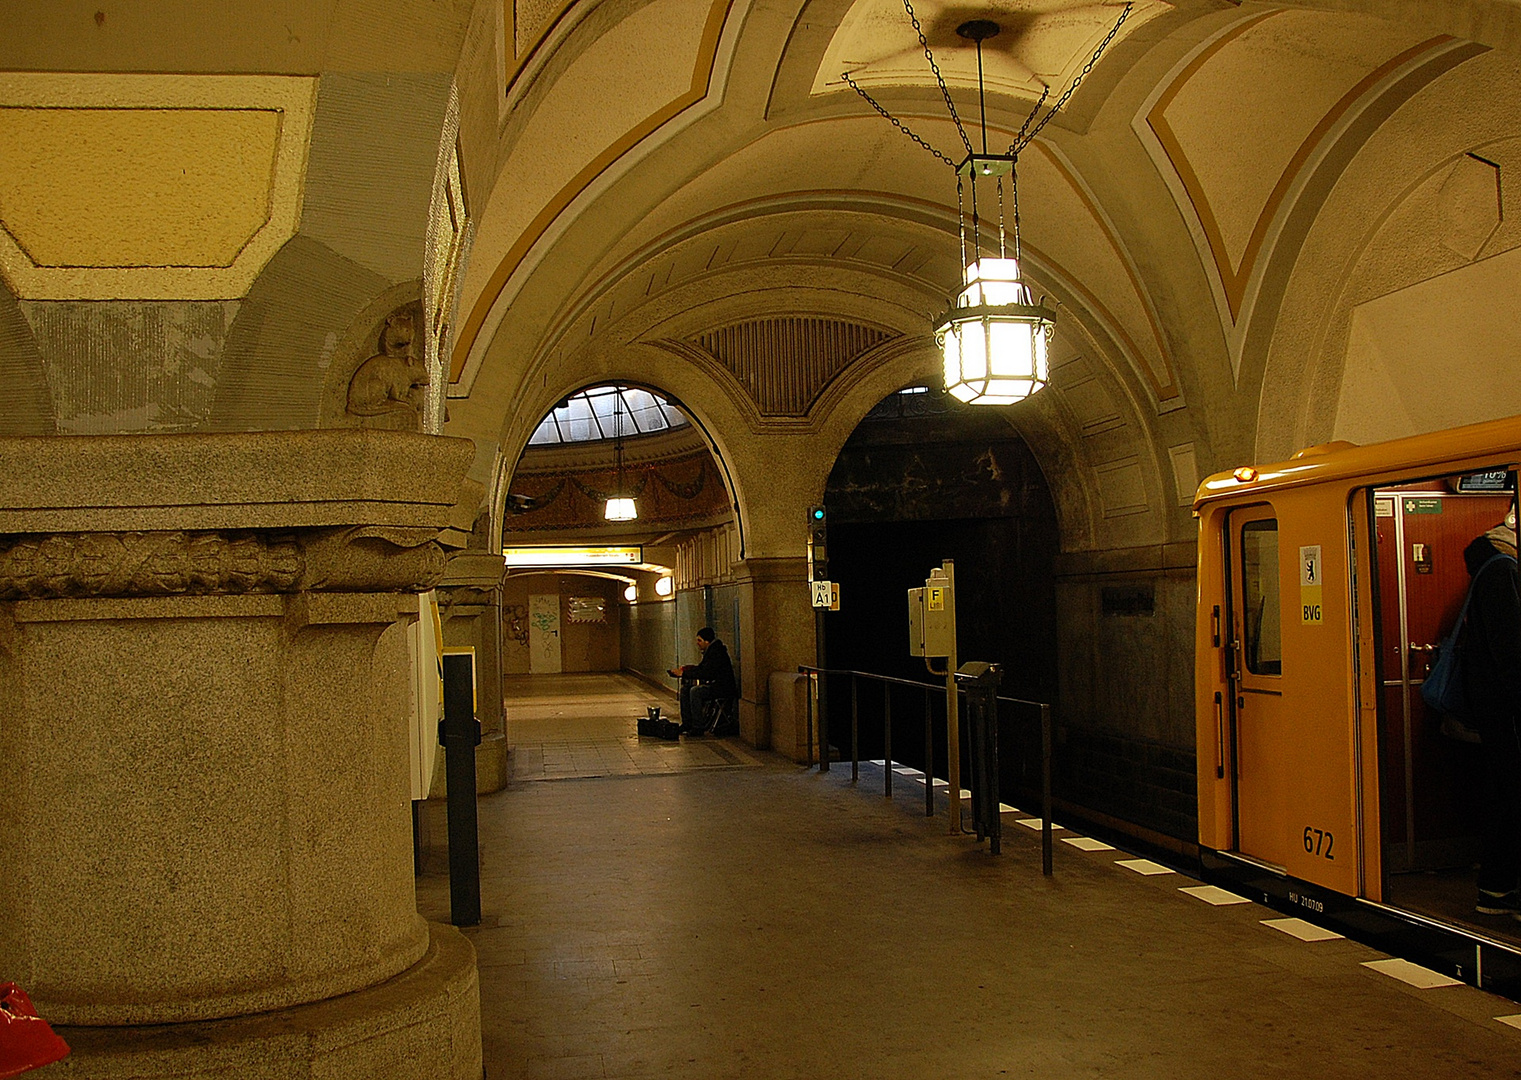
1460 534 1521 736
692 638 738 698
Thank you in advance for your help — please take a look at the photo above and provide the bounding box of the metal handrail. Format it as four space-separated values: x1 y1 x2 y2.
798 664 1054 875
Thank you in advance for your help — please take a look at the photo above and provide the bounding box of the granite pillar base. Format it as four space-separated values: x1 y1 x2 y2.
51 924 481 1080
0 431 484 1075
1 592 429 1025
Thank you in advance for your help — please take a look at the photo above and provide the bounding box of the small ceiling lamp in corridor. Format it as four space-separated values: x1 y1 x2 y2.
844 3 1132 405
604 389 637 522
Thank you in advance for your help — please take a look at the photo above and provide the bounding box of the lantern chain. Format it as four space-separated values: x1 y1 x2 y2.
1009 2 1132 155
845 2 1132 168
902 0 975 158
956 174 968 272
1010 155 1021 262
842 71 958 169
1013 85 1050 151
996 175 1006 259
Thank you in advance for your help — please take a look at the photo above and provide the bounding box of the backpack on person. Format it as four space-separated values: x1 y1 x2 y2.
1422 551 1516 741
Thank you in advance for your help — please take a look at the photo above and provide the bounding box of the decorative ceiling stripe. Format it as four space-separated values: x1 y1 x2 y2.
1031 141 1179 402
503 0 577 94
1143 10 1277 324
451 0 734 383
1148 14 1457 323
695 317 894 417
1224 35 1465 314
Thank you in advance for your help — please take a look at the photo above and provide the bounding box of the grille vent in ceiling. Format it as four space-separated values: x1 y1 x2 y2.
694 317 894 417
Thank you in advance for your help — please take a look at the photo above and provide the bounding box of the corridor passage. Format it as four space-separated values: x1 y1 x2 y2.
416 675 1521 1079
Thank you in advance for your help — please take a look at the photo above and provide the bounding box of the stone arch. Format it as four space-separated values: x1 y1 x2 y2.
489 363 750 557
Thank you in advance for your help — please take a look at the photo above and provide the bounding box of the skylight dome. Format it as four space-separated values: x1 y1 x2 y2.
528 385 688 446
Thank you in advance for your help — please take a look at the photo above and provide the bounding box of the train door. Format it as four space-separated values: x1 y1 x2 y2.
1371 473 1514 924
1227 507 1293 868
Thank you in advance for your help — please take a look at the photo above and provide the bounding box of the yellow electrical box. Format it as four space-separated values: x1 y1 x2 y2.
907 568 955 657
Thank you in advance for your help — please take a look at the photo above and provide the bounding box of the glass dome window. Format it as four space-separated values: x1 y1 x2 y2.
527 385 689 445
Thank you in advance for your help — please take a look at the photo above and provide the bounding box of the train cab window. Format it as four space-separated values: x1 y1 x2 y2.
1241 519 1282 676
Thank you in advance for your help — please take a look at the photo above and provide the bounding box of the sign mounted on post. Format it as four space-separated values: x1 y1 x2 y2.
811 580 839 610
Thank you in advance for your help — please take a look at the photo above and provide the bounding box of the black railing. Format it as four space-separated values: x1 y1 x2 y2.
798 665 1054 875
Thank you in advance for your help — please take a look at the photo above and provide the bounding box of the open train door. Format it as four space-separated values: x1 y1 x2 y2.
1225 506 1299 869
1371 473 1514 902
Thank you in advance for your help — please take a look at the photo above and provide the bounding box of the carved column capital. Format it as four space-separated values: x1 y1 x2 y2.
0 527 448 600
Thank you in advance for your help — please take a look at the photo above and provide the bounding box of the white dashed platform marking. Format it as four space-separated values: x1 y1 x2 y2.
1015 818 1066 832
1179 885 1250 906
1263 917 1342 942
1361 958 1460 988
1116 858 1174 876
1062 836 1114 851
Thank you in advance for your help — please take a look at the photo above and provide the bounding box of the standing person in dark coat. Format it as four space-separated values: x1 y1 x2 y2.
1462 513 1521 918
668 626 737 735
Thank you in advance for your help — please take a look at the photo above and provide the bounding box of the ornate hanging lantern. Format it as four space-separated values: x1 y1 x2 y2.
844 6 1131 404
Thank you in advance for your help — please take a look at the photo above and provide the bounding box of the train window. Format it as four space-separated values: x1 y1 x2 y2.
1241 519 1283 676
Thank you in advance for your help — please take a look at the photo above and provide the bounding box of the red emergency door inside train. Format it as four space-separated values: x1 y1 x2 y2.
1195 417 1521 959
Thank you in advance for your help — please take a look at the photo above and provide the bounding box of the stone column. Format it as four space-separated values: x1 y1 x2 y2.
0 431 482 1079
731 555 814 753
437 549 510 795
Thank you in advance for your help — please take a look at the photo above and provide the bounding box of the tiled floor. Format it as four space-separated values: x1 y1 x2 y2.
503 672 759 781
417 673 1521 1079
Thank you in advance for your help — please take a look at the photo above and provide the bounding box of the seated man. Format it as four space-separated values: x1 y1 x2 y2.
667 626 737 735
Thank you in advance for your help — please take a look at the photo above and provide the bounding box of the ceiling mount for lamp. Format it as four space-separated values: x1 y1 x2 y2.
843 3 1133 405
954 20 1012 181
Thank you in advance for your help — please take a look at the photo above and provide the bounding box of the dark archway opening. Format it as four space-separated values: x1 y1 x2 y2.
820 388 1059 798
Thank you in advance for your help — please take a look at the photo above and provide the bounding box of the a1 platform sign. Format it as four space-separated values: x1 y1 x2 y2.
811 580 840 610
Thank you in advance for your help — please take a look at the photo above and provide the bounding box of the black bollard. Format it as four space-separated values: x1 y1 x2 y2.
440 652 482 927
956 662 1002 855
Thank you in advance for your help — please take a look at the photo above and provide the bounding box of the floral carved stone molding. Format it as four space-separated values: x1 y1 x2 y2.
0 526 448 600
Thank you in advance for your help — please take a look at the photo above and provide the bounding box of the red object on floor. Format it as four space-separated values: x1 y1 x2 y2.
0 984 69 1078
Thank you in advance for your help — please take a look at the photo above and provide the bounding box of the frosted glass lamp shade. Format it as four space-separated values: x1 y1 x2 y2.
936 258 1053 405
604 497 637 521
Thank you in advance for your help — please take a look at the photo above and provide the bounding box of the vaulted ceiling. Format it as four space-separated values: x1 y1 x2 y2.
5 1 1521 557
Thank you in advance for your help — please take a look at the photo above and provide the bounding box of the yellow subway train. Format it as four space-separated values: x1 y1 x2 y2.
1195 415 1521 991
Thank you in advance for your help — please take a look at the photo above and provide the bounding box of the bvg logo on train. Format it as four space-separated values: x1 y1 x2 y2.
1299 544 1322 624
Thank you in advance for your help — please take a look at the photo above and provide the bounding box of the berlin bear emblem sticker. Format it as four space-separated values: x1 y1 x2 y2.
1300 545 1323 624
